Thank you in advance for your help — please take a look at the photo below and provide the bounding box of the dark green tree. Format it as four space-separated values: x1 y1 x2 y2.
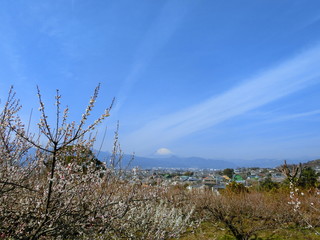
259 176 279 191
183 171 194 176
47 144 105 173
297 167 318 189
223 168 234 178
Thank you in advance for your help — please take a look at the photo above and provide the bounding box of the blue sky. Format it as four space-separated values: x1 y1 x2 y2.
1 0 320 162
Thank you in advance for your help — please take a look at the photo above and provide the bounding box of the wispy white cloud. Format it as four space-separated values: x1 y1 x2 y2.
263 109 320 123
299 13 320 30
114 0 196 113
124 44 320 153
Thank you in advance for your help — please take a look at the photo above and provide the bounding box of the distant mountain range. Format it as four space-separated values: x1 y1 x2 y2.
94 150 309 169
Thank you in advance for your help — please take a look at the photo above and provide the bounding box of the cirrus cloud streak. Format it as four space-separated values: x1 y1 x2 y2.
124 44 320 154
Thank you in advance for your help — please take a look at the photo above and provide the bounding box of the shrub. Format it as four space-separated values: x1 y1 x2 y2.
226 181 248 194
259 176 280 192
193 189 300 240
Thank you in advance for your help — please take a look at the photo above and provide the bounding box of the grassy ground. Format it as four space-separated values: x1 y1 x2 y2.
176 222 320 240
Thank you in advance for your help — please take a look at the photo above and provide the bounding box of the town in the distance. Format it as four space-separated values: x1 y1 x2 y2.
115 158 320 192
